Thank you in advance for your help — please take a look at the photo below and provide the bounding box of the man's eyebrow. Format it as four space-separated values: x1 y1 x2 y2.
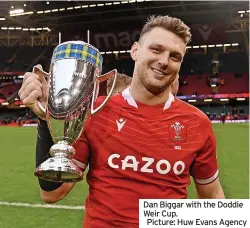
148 43 164 48
171 51 183 57
148 42 185 58
149 43 182 53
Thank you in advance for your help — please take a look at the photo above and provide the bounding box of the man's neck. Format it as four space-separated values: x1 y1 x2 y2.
129 80 171 106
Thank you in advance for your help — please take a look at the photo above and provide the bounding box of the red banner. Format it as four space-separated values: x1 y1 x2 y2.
63 24 226 51
0 72 24 76
62 30 140 52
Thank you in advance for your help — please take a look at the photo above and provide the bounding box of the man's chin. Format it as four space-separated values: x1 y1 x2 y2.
145 83 169 96
150 71 167 81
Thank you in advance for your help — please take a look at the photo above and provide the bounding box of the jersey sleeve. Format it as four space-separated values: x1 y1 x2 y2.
190 115 219 185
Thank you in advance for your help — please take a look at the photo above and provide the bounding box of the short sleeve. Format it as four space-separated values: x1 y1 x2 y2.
190 116 219 185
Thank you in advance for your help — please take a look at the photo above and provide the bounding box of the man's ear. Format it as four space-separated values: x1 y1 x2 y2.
130 42 139 61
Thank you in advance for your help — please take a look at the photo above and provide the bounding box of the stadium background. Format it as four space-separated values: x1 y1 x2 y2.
0 1 249 228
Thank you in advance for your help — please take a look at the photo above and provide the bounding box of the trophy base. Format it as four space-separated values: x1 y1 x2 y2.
35 157 83 182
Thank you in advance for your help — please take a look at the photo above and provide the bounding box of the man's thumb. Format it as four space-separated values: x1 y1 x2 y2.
36 64 43 70
33 64 49 80
31 101 46 120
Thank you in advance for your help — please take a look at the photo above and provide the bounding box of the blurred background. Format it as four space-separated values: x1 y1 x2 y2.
0 1 248 228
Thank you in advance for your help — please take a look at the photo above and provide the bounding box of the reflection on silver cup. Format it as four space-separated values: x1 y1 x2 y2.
34 41 117 182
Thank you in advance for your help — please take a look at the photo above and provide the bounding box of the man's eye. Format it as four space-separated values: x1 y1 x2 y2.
171 56 181 62
151 48 160 52
171 56 179 61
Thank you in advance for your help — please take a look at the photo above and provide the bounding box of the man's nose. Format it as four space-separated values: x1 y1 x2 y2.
157 52 169 70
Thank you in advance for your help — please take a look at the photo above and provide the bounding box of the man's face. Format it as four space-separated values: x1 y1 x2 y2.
131 27 186 95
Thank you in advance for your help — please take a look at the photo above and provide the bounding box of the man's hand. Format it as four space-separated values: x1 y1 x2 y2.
18 64 48 119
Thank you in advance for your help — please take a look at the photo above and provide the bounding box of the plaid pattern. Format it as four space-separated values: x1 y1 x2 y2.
52 42 103 70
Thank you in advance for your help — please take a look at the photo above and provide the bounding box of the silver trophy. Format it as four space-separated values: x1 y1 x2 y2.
34 41 117 182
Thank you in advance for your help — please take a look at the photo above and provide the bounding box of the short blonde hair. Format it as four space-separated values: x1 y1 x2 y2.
139 15 191 45
107 73 132 95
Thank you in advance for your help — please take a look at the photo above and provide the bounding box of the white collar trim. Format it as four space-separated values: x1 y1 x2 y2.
163 93 175 110
122 87 138 108
122 87 174 110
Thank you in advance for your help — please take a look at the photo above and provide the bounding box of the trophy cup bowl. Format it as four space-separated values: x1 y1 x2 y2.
34 41 117 182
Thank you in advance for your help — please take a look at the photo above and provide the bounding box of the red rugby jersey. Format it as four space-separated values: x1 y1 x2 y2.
72 87 219 228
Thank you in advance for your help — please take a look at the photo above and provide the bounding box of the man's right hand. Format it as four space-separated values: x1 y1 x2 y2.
18 64 48 119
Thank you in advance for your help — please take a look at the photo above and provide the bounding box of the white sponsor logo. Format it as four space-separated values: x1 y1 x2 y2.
116 118 126 132
74 72 87 78
108 154 185 175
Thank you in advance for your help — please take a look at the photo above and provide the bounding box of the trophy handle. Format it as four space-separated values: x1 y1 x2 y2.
32 65 50 120
91 69 117 115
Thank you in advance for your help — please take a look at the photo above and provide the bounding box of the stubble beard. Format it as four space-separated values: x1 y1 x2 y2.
136 66 171 96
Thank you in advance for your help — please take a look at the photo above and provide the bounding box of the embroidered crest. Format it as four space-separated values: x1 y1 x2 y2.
169 121 187 143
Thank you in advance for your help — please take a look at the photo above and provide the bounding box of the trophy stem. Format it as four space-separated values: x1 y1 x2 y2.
49 140 75 159
34 141 83 182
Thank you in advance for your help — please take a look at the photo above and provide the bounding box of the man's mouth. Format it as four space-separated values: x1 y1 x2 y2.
151 68 167 76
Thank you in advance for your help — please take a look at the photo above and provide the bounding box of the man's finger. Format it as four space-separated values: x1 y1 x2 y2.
22 90 42 106
20 83 42 103
23 72 40 82
22 72 44 89
19 77 43 96
19 79 42 99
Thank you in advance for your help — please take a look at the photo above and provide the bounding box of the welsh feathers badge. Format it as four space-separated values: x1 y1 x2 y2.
169 120 187 143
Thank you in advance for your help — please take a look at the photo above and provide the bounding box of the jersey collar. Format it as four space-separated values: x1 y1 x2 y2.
122 87 174 111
